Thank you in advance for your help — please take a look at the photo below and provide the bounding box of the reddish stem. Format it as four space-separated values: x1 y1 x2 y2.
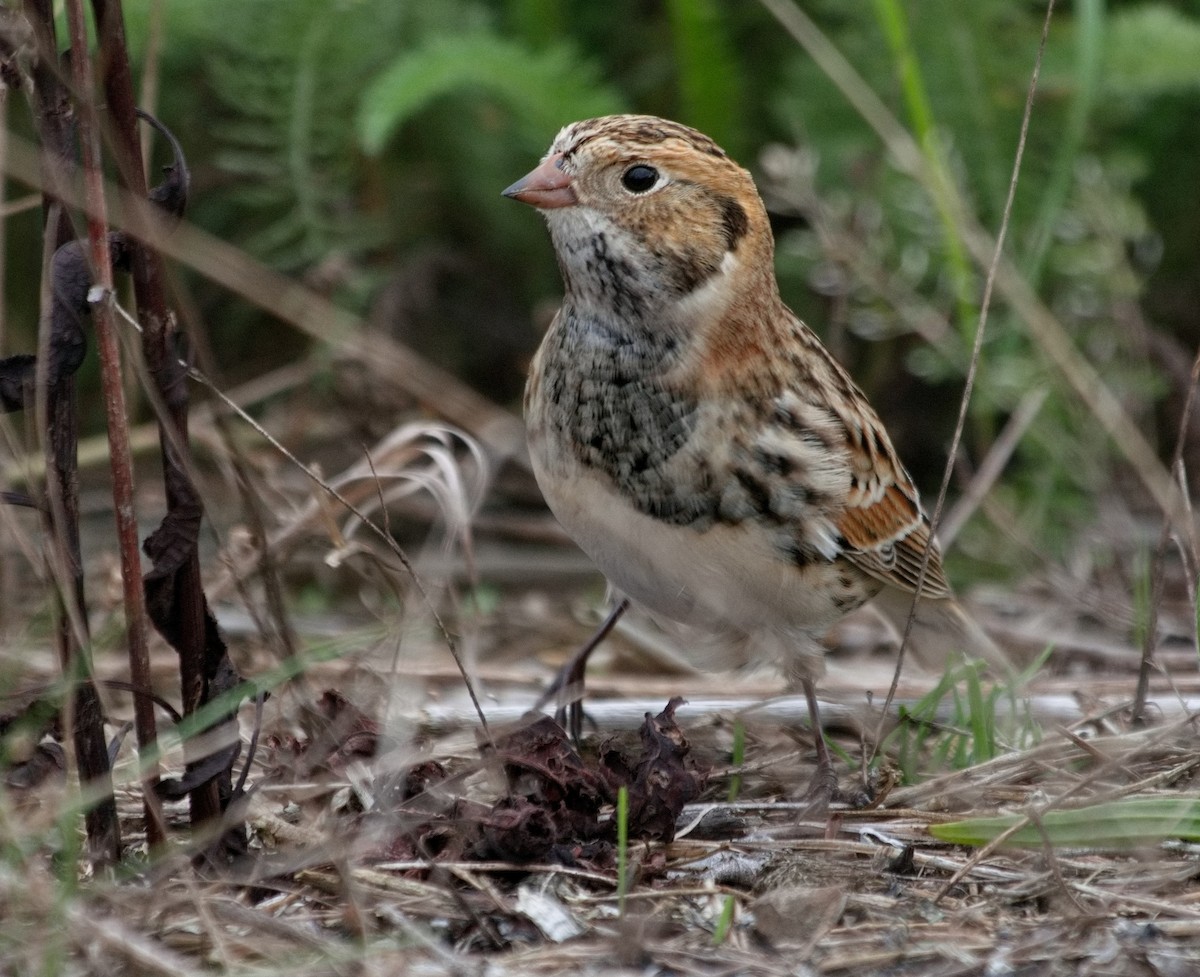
63 0 164 848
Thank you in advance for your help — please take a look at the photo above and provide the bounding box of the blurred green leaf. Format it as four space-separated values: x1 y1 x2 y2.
358 33 624 155
1104 5 1200 96
665 0 743 153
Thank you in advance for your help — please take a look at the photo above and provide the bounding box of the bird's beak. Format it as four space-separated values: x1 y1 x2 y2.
502 152 577 209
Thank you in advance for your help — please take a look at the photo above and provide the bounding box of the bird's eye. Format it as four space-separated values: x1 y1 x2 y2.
621 164 659 194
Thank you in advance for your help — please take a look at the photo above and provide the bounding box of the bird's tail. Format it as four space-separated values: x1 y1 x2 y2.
872 588 1014 678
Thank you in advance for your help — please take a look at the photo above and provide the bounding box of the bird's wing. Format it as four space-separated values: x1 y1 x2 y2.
830 398 953 599
755 313 954 599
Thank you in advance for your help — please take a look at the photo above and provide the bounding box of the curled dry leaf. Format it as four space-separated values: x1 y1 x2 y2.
600 697 708 842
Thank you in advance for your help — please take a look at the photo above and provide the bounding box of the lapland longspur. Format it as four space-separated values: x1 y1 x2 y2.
505 115 1007 801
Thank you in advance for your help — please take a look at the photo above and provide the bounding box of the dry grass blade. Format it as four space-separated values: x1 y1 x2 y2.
939 388 1048 547
185 366 494 738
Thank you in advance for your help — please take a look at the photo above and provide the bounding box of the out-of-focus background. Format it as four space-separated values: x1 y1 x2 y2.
5 4 1200 974
4 0 1197 590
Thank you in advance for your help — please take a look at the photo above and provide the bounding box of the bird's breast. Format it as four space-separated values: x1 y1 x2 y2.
525 311 881 640
527 309 721 528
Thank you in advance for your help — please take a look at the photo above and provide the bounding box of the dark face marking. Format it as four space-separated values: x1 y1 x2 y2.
717 195 749 251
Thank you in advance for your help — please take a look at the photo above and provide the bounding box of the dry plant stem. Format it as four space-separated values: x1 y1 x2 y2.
533 597 630 737
931 719 1195 905
0 88 7 349
36 232 121 865
64 0 164 846
0 59 8 633
24 0 76 249
939 387 1047 548
135 0 165 169
1132 345 1200 723
872 0 1057 751
216 414 298 659
24 0 121 865
1174 471 1200 656
95 0 219 827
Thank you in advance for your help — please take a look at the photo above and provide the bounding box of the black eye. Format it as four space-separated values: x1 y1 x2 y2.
621 164 659 193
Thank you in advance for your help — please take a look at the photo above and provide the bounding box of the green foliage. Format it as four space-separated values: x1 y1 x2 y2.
931 796 1200 849
764 0 1194 582
726 718 746 803
199 0 407 271
664 0 744 155
358 33 623 155
507 0 569 47
712 892 737 945
882 650 1046 785
90 0 1200 579
1101 4 1200 98
869 0 975 332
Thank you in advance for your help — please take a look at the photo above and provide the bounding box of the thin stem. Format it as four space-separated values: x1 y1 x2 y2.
64 0 164 847
875 0 1058 753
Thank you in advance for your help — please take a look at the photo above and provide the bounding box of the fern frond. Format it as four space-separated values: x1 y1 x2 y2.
358 33 623 155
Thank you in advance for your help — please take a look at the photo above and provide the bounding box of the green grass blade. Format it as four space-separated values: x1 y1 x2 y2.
870 0 975 333
358 34 622 154
616 785 629 917
727 718 746 802
965 667 995 763
507 0 567 48
713 894 736 945
931 796 1200 849
1021 0 1104 286
665 0 743 154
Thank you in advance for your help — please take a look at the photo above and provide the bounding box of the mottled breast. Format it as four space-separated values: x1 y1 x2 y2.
526 307 719 526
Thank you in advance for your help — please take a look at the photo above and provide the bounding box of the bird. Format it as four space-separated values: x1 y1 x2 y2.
503 115 1008 805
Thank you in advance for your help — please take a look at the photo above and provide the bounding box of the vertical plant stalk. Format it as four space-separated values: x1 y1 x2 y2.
616 785 629 917
665 0 743 154
91 0 220 827
873 0 1057 751
23 0 121 868
64 0 165 846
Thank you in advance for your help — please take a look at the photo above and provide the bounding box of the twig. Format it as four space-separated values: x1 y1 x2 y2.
940 388 1048 548
23 4 122 867
64 0 164 846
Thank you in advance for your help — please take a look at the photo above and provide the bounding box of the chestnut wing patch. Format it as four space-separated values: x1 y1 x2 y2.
833 402 953 598
837 485 951 598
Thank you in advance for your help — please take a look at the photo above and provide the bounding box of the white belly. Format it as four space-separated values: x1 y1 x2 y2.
532 452 852 639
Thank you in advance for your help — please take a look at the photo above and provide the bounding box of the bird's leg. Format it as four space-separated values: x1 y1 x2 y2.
799 677 837 815
534 597 629 741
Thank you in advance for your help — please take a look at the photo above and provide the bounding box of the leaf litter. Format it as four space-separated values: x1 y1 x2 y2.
4 389 1200 976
